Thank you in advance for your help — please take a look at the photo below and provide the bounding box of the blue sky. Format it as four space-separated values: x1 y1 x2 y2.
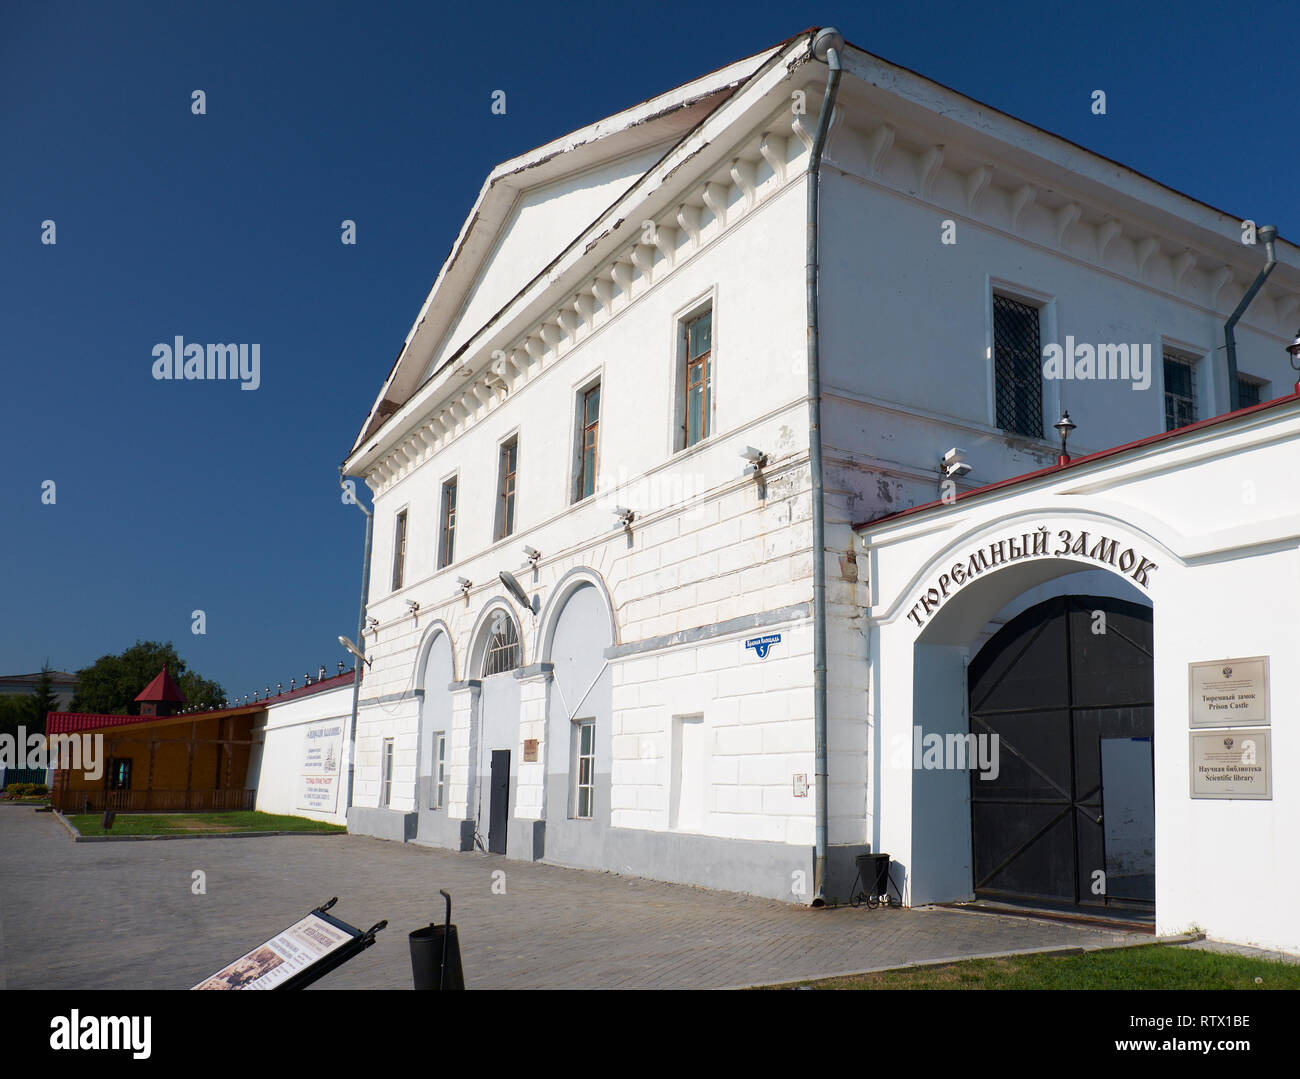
2 0 1295 700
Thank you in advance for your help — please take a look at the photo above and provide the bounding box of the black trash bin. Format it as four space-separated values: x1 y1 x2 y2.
409 890 465 990
855 852 891 901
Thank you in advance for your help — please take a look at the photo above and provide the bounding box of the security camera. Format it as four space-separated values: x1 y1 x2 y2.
522 545 541 564
456 577 472 591
365 616 380 629
405 599 420 613
941 448 972 479
740 446 766 464
613 506 635 528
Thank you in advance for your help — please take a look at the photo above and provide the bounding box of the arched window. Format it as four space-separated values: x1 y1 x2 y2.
481 610 521 676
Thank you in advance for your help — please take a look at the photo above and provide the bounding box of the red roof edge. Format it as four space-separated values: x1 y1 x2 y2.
854 389 1300 533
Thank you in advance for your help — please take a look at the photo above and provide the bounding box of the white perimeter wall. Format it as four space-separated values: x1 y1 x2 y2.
251 685 353 825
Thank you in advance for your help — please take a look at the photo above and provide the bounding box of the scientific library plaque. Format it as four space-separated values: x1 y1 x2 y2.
1189 729 1271 799
1187 656 1269 728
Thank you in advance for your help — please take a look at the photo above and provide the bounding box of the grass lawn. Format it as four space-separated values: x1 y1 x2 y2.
67 811 345 837
788 944 1300 990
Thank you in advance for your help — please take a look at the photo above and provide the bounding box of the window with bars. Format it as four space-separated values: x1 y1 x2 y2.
496 438 518 539
684 309 712 447
481 610 520 676
575 382 600 502
431 733 446 810
438 478 457 569
1237 375 1264 409
1163 355 1197 430
993 294 1044 438
391 510 408 591
573 719 595 819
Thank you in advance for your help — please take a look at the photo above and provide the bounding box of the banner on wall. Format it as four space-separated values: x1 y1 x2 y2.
298 721 344 813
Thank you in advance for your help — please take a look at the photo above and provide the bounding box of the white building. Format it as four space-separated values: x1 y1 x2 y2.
339 28 1299 950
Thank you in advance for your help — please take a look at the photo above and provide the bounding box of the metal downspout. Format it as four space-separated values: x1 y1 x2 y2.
807 27 843 905
1224 225 1277 411
340 469 374 812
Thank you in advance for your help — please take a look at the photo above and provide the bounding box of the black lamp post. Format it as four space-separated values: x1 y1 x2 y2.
1054 410 1076 465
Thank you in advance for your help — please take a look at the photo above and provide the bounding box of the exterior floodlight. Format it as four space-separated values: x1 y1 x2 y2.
941 447 971 479
1054 411 1077 465
613 506 635 528
500 569 540 614
338 634 372 668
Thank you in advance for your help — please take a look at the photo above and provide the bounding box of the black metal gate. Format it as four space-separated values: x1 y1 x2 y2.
968 595 1153 911
488 750 510 855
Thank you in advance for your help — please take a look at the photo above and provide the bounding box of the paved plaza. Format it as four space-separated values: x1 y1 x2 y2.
0 807 1145 990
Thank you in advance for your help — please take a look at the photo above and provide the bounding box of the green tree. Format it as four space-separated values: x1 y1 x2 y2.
0 694 33 743
31 662 58 736
70 641 227 715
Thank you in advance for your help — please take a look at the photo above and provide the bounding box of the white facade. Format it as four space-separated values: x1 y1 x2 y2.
339 29 1300 933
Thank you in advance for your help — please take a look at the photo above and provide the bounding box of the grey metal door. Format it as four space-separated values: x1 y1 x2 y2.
488 750 510 855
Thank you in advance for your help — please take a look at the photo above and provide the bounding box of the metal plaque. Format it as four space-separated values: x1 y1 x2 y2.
1189 729 1271 800
1188 656 1269 728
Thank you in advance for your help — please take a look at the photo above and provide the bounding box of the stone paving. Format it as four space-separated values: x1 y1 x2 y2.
0 807 1145 990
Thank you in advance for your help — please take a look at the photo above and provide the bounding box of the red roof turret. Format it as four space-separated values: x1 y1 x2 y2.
134 664 187 704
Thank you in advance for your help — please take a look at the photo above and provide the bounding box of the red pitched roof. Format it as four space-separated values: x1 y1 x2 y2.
46 712 171 735
134 665 186 703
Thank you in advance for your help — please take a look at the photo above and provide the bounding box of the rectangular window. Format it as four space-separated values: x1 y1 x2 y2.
438 478 457 569
993 294 1044 438
109 758 132 791
431 733 446 810
575 382 600 501
1236 375 1264 409
496 438 518 539
572 720 595 819
1163 354 1197 430
670 714 704 832
391 510 407 591
684 309 712 447
380 738 394 808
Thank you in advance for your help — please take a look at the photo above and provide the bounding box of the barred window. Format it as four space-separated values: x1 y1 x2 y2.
993 294 1044 438
1163 355 1197 430
481 611 520 676
1236 375 1263 409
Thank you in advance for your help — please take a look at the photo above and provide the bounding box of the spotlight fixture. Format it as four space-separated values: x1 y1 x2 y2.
340 634 371 665
940 447 972 479
613 506 635 529
499 569 540 614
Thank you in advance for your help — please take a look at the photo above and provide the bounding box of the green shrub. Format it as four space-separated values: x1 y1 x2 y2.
2 782 49 798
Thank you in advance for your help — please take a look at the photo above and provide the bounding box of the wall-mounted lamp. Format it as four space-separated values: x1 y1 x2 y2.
1054 411 1077 465
338 635 372 669
500 569 541 615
